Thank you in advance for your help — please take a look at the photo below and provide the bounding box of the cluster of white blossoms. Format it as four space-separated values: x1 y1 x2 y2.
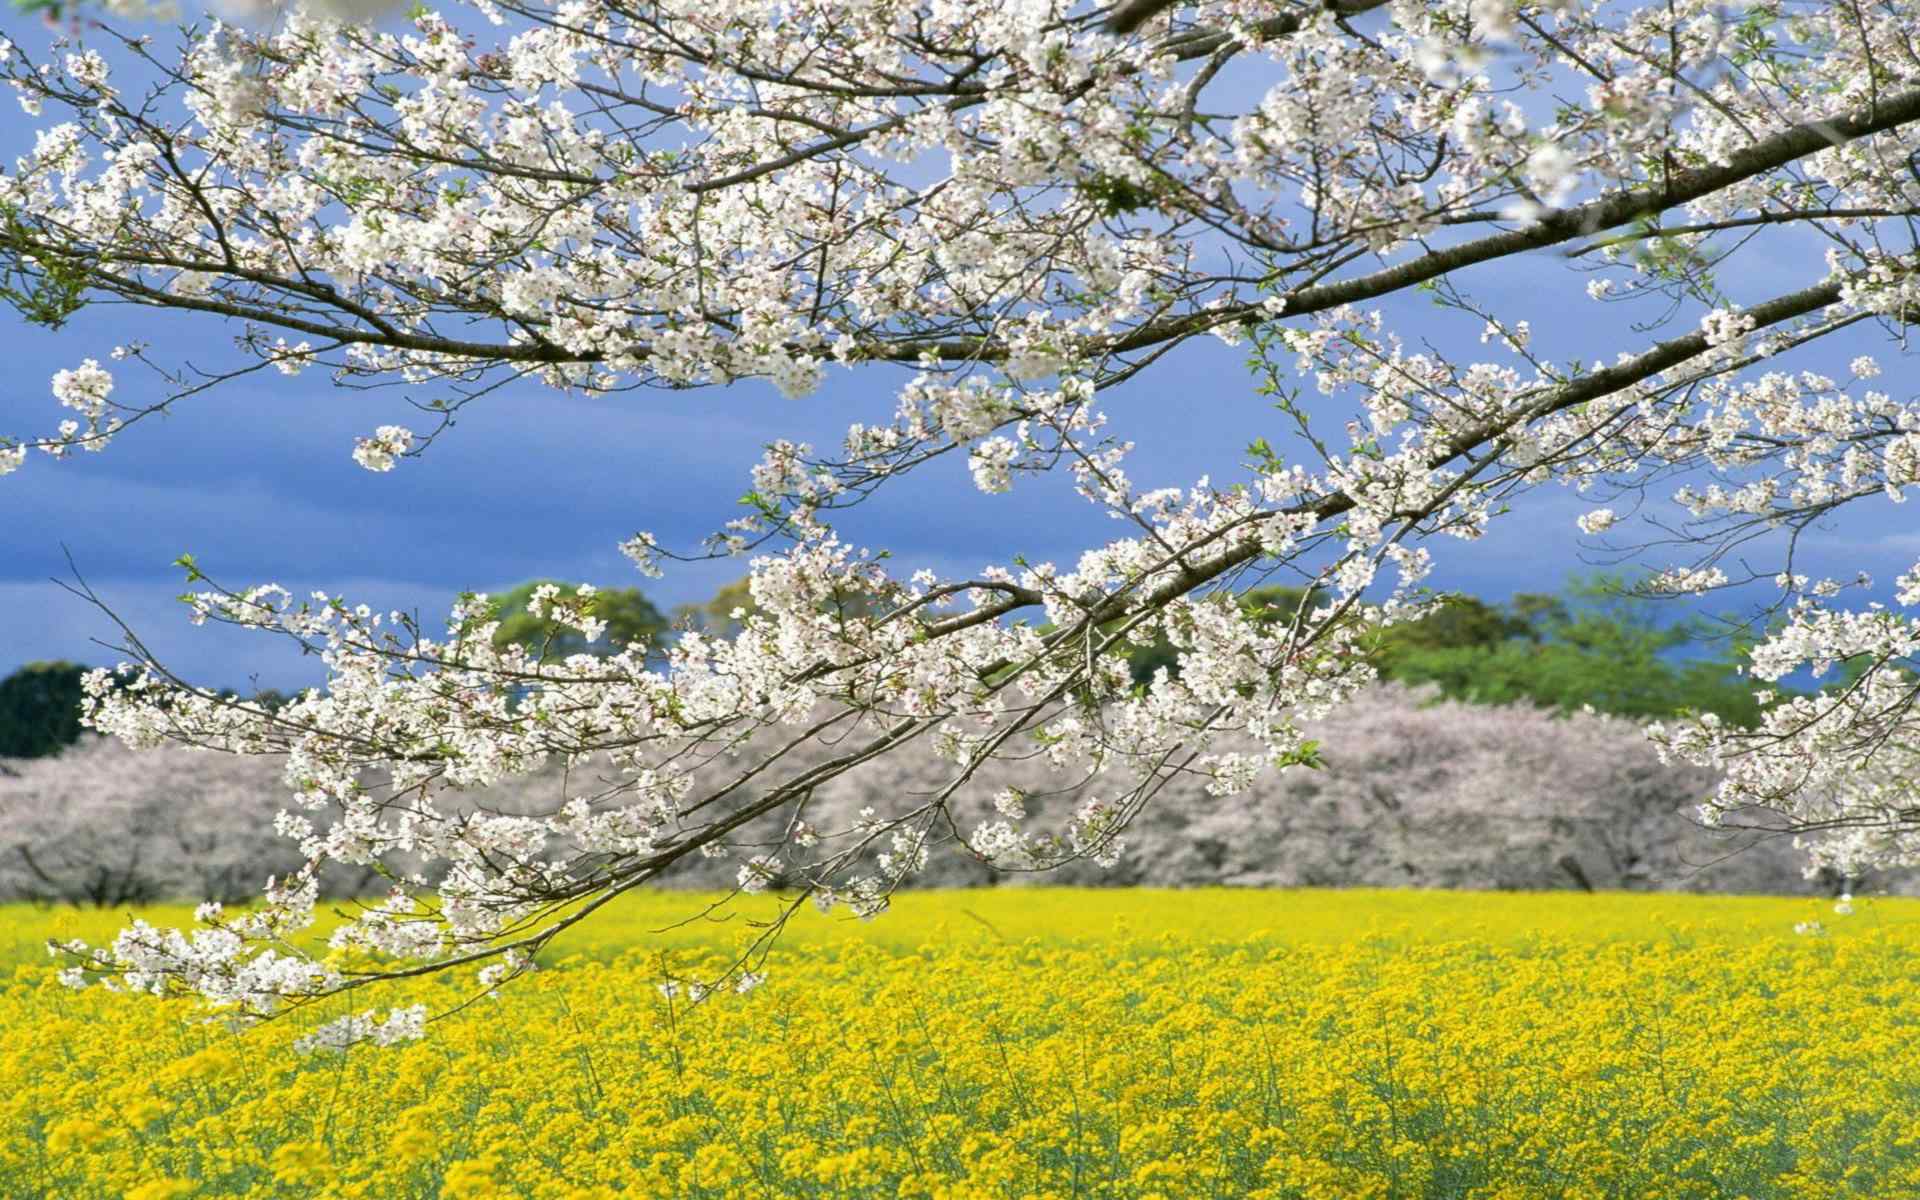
2 0 1920 1030
1576 508 1616 535
292 1004 430 1054
351 424 416 472
46 358 118 458
1649 588 1920 879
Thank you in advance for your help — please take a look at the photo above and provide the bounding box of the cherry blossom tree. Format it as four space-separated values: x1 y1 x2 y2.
0 737 382 906
5 0 1920 1041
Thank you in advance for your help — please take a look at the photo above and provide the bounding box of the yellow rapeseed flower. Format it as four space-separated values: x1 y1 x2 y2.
4 888 1919 1198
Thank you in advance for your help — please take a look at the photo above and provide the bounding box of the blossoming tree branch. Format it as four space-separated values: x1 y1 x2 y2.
4 0 1920 1041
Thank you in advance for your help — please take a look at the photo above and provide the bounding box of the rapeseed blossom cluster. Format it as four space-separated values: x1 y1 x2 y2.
7 888 1920 1199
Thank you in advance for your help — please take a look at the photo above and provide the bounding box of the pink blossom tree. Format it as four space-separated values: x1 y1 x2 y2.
3 0 1919 1038
0 738 382 906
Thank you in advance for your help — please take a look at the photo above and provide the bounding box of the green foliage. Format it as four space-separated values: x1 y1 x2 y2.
1239 583 1320 628
671 574 882 641
0 661 89 759
0 208 90 330
672 577 758 639
485 579 668 662
1375 640 1767 726
1077 173 1159 219
1371 573 1770 726
1107 572 1775 727
1362 594 1533 662
1505 591 1569 636
680 571 1777 726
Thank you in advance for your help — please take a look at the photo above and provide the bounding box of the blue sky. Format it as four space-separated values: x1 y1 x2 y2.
1 11 1910 691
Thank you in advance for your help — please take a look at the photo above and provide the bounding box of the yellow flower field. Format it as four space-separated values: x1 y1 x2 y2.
4 889 1919 1199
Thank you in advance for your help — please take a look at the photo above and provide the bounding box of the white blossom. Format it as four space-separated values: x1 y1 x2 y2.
1576 508 1617 535
351 425 414 472
293 1004 429 1054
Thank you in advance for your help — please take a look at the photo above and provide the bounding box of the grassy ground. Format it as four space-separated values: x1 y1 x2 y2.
4 888 1917 1198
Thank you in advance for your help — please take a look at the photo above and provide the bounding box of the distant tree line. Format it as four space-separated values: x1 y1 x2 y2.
0 572 1846 763
1347 575 1789 728
2 683 1865 906
0 739 380 906
0 661 87 759
1055 572 1806 730
0 571 1883 907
